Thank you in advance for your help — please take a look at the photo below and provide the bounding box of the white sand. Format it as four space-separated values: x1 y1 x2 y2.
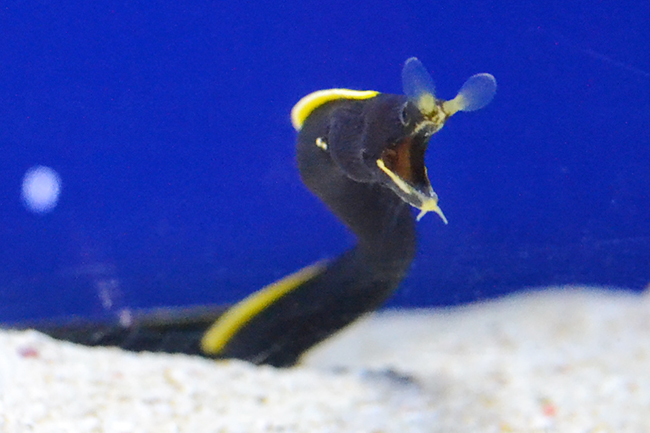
1 287 649 432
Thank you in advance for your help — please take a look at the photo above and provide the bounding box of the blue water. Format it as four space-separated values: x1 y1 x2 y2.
1 2 648 322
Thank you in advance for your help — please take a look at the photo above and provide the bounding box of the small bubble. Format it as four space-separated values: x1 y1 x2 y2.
21 166 62 214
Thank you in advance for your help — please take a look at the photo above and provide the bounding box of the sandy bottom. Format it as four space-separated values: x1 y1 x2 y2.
1 287 649 432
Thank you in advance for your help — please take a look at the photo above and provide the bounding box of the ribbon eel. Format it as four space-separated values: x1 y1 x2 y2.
201 58 496 366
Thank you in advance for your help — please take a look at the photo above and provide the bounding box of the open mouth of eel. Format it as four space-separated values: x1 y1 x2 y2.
376 131 447 223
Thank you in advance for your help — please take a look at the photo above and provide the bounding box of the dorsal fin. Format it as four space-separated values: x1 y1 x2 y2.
291 89 379 130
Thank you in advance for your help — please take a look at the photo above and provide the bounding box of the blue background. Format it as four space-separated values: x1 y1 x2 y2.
1 1 648 323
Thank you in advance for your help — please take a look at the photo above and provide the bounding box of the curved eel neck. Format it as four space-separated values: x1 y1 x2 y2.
296 121 417 281
203 102 417 367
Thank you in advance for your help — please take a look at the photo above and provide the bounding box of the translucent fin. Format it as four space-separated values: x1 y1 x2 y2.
402 57 437 114
446 73 497 114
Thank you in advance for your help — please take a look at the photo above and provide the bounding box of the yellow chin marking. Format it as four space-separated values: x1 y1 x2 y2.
416 201 448 224
200 261 327 355
291 89 379 131
376 159 447 224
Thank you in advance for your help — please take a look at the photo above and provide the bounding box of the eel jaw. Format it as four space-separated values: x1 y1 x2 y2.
376 128 448 224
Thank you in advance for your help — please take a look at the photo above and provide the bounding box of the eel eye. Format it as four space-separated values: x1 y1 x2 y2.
399 103 410 126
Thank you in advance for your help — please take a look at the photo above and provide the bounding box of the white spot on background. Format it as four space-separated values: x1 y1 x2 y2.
21 166 62 214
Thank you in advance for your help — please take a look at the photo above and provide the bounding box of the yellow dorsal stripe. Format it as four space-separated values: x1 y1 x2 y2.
201 261 328 355
291 89 379 131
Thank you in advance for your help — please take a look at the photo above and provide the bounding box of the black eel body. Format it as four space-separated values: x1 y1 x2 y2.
215 96 418 366
24 58 496 368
